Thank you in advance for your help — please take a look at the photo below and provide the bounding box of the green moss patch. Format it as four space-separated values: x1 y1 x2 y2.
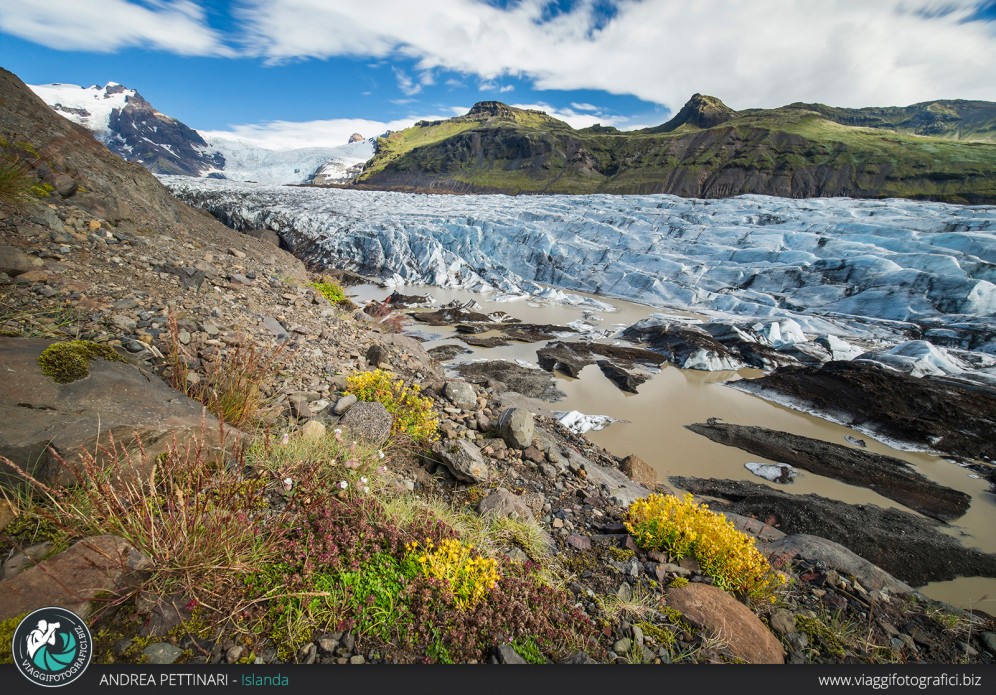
37 340 123 384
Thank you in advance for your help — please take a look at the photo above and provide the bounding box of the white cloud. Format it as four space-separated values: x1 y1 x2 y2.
0 0 231 55
570 102 600 112
393 68 422 96
235 0 996 109
510 102 626 129
199 112 464 150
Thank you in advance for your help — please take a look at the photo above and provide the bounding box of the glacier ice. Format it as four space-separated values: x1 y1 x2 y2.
164 178 996 349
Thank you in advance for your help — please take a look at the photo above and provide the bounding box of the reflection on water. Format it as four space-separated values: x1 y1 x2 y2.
350 282 996 609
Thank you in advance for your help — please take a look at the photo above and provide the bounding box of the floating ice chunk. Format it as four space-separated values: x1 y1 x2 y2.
745 462 797 484
555 410 615 434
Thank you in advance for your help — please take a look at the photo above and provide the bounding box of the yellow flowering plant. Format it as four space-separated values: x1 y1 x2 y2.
346 369 439 442
625 493 785 601
408 538 501 609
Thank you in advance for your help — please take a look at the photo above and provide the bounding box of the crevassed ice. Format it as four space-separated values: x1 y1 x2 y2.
163 178 996 341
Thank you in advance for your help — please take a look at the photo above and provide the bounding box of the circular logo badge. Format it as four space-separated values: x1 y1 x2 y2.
12 607 92 688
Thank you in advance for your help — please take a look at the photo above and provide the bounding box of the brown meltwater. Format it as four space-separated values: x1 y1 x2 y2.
350 283 996 609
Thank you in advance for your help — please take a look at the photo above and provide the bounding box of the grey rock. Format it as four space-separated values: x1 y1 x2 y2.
226 646 244 663
1 541 54 579
434 439 489 483
583 459 651 507
617 582 633 602
613 638 632 655
498 408 534 449
562 651 596 664
496 645 527 664
631 623 644 646
300 420 326 441
444 381 477 410
982 632 996 655
0 535 151 622
340 401 393 444
289 394 312 419
261 316 289 340
143 642 183 665
769 608 797 636
333 394 357 415
349 655 366 665
565 534 592 551
760 534 913 594
0 338 230 488
0 245 35 276
478 488 534 520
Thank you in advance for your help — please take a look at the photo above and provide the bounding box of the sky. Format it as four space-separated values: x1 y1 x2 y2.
1 0 994 149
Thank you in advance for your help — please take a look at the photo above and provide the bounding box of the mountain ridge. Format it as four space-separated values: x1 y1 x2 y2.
354 96 996 203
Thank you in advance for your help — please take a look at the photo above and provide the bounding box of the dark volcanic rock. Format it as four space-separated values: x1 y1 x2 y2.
413 307 517 326
427 344 470 362
537 341 665 380
596 360 648 394
686 422 971 522
670 477 996 586
459 334 509 348
455 360 564 401
733 361 996 461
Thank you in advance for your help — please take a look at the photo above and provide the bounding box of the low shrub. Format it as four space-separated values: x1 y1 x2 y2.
0 154 33 208
308 280 347 305
625 493 785 601
346 369 438 442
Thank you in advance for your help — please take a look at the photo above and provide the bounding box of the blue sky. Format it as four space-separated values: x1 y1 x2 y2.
1 1 994 148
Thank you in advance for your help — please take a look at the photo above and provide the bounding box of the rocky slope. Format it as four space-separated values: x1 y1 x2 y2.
354 96 996 203
2 66 994 666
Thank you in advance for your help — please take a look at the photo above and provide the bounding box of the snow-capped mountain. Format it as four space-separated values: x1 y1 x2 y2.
30 82 224 177
29 82 374 184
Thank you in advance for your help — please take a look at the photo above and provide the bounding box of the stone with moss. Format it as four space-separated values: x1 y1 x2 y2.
37 340 123 383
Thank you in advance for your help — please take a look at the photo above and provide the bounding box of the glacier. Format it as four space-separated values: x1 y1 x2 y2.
164 177 996 351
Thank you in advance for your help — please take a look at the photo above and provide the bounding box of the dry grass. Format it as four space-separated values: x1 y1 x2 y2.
166 312 285 429
0 424 284 616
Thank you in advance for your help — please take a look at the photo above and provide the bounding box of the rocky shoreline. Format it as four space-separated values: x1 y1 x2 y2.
1 66 995 665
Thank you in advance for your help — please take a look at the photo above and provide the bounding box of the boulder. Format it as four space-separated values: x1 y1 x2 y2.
434 439 489 483
583 457 651 507
620 454 657 486
0 535 151 622
478 488 534 521
760 534 913 594
498 408 534 449
339 401 393 444
0 338 229 488
0 245 36 276
332 394 357 415
300 420 326 441
444 381 477 411
666 583 784 664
